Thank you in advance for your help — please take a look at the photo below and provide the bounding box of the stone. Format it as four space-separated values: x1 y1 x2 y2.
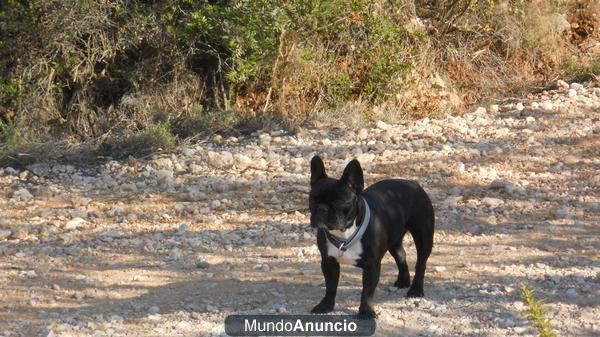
489 179 508 190
474 107 486 114
13 188 34 201
357 128 369 140
99 230 121 239
498 317 516 329
565 288 577 298
376 120 390 130
557 80 569 90
541 100 553 111
0 229 11 240
233 154 252 170
482 197 504 208
570 83 583 91
489 104 499 113
196 261 210 269
148 306 160 314
554 208 569 219
449 187 461 196
64 218 86 230
568 89 577 98
516 102 524 111
444 196 463 207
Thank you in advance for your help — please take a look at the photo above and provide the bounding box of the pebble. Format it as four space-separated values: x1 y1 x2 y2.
516 102 524 111
0 229 11 240
0 79 597 337
557 80 569 90
64 217 86 230
565 288 577 298
482 197 504 208
13 188 34 201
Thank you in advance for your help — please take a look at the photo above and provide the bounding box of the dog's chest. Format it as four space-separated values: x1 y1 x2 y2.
326 240 363 266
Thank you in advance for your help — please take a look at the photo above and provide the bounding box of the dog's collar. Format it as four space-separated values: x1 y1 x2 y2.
325 196 371 254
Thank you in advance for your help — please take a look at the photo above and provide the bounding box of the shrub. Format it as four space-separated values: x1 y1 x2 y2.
0 0 595 159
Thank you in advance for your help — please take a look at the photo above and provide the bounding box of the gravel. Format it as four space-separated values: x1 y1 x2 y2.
0 81 598 337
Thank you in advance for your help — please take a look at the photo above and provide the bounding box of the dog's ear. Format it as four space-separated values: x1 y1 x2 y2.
341 159 364 194
310 156 327 185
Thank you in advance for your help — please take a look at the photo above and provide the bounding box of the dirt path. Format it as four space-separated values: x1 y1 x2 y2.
1 82 599 337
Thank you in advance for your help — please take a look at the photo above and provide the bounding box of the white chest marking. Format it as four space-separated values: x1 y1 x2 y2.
326 224 363 266
327 240 363 265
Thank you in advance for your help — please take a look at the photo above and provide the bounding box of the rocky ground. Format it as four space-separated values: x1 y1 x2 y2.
1 80 599 337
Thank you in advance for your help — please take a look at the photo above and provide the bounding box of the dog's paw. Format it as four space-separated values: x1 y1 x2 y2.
311 299 334 314
406 287 424 298
358 306 377 318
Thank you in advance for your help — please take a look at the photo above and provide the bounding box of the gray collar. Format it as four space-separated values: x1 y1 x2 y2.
325 196 371 254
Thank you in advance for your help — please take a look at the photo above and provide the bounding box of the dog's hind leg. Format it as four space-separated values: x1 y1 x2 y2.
389 235 411 289
406 221 434 298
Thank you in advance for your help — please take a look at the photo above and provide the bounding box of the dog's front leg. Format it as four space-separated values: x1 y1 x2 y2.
358 262 381 317
311 256 340 313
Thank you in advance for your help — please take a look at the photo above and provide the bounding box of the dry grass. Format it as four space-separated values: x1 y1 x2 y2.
1 0 598 163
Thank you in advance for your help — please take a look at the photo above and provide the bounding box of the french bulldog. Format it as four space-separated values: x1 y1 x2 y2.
309 156 435 317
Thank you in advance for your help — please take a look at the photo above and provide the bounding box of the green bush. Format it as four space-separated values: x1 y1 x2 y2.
0 0 593 159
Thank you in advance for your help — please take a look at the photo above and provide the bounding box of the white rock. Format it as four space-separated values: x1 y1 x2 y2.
568 89 577 98
207 151 233 168
0 229 12 240
13 188 34 201
153 158 173 169
474 107 486 114
482 197 504 208
542 100 553 111
320 138 332 146
357 128 369 140
498 317 516 328
433 266 447 273
489 104 499 113
376 120 390 130
444 196 463 207
233 154 252 170
449 187 461 195
64 218 86 230
570 82 583 91
557 79 569 90
516 102 524 111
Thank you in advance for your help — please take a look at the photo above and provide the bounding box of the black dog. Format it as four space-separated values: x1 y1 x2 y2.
309 156 435 317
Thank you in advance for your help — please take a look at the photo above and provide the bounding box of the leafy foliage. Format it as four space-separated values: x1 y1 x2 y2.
0 0 593 158
519 283 557 337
